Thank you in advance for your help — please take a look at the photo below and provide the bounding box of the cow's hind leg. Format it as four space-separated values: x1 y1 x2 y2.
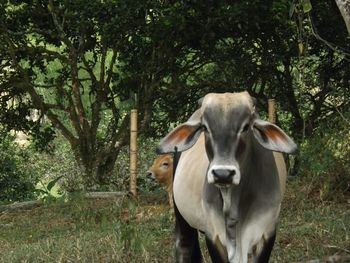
205 236 228 263
174 204 202 263
253 230 276 263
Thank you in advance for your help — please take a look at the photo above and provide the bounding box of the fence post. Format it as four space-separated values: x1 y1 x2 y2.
130 109 138 196
268 99 276 123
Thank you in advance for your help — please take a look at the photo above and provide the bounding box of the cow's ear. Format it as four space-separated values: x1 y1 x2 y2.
157 110 202 154
252 119 297 154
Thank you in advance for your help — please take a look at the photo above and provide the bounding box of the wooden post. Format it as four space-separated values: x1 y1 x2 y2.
129 109 138 196
268 99 276 124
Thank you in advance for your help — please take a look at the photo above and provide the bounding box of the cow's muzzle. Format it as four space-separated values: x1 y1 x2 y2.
213 169 235 184
208 165 241 185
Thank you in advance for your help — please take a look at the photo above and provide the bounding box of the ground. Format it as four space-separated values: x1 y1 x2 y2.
0 178 349 263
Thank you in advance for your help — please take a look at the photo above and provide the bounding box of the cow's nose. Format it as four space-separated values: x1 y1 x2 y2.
212 169 236 184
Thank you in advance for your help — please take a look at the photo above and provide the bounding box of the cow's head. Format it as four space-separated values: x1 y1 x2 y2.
157 92 297 186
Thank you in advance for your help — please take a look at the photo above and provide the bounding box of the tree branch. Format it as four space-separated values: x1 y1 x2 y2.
308 13 350 59
47 0 92 141
47 0 74 50
100 46 107 84
24 45 69 63
2 28 77 145
82 55 98 84
105 49 117 88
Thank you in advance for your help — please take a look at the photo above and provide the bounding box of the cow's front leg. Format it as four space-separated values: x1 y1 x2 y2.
206 235 229 263
174 202 202 263
251 229 276 263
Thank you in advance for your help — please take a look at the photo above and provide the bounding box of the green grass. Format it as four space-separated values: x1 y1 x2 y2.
0 179 349 263
274 178 350 262
0 194 174 263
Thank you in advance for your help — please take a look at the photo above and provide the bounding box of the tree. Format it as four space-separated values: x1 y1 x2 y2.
0 0 209 186
0 1 140 186
0 1 177 186
1 0 349 187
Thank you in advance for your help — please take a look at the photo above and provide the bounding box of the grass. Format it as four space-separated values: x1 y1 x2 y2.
0 178 349 263
274 178 350 262
0 193 174 263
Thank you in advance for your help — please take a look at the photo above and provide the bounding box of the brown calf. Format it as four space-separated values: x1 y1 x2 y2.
146 154 173 208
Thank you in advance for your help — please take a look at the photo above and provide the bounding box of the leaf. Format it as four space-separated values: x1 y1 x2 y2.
289 2 296 18
298 42 304 55
47 176 63 192
35 188 48 195
302 0 312 13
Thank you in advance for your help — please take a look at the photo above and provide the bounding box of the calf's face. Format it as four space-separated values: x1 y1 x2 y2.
146 154 173 186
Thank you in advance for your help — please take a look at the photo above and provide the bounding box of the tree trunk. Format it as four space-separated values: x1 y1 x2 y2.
78 151 115 188
282 59 304 141
335 0 350 34
71 135 126 189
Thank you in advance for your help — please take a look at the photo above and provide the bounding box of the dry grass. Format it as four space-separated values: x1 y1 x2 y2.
0 178 349 263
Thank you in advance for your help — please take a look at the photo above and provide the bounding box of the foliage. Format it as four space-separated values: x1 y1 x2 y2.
104 135 160 193
21 135 84 193
0 0 167 186
299 110 350 201
0 135 39 203
1 0 349 189
0 128 160 199
1 0 220 186
14 133 160 194
36 175 63 202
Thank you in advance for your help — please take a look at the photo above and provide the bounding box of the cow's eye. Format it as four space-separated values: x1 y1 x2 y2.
241 124 249 133
162 162 169 167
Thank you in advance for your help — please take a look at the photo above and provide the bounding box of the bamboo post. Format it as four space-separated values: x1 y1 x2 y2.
268 99 276 123
129 109 138 196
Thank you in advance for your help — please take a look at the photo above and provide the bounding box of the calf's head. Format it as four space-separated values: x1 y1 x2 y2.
146 154 173 186
157 92 297 187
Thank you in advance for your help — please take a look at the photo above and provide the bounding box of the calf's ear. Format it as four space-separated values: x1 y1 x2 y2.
252 119 297 154
157 110 202 154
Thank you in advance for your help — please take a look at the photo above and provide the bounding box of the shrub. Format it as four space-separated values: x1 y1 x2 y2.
299 112 350 201
23 134 161 194
113 136 161 193
0 135 39 203
25 135 84 194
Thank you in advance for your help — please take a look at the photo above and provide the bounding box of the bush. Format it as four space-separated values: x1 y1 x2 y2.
0 135 39 203
27 136 84 193
23 134 161 194
299 112 350 201
0 129 165 200
113 136 161 193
